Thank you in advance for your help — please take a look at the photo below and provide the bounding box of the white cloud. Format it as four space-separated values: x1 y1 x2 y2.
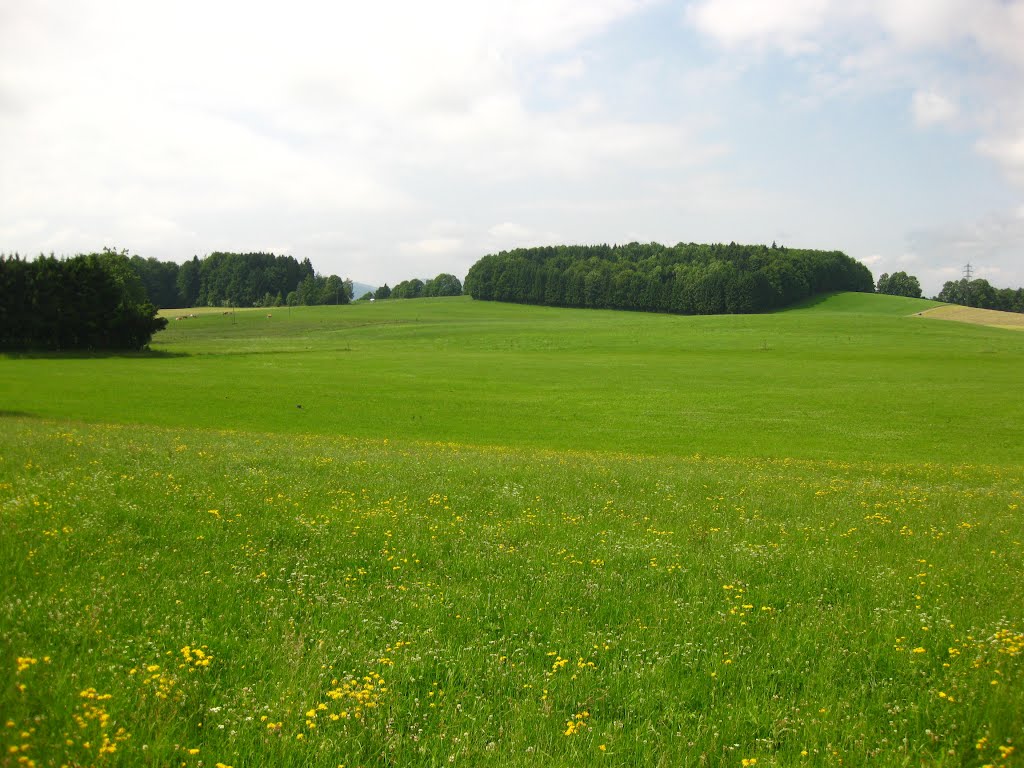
686 0 1023 62
686 0 833 55
977 134 1024 184
483 222 563 253
488 222 534 240
551 57 588 80
911 89 958 127
399 237 465 256
871 0 969 48
686 0 1024 188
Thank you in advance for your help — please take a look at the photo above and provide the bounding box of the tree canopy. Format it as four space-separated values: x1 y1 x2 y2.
0 249 168 351
386 274 463 299
464 242 873 315
876 271 922 298
424 273 463 297
936 278 1024 313
120 252 353 309
391 278 425 299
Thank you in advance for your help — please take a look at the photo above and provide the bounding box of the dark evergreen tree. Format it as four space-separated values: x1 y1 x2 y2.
0 250 167 351
177 256 201 307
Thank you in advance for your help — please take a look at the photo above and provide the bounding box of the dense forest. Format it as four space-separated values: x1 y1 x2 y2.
935 278 1024 313
464 242 874 314
129 252 352 309
0 250 167 351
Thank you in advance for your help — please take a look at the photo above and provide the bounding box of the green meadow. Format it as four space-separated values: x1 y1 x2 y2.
3 293 1024 463
2 293 1023 767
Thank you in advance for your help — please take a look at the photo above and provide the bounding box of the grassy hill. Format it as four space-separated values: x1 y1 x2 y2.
2 292 1022 767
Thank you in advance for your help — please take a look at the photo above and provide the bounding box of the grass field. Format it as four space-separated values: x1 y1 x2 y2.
2 293 1023 464
2 293 1023 767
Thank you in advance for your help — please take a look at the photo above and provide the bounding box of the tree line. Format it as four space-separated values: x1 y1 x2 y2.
464 242 874 314
935 278 1024 313
362 273 463 301
130 252 352 309
0 250 167 351
0 248 356 351
876 270 1024 313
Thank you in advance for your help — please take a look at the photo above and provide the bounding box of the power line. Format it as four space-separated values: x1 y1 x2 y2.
963 262 973 281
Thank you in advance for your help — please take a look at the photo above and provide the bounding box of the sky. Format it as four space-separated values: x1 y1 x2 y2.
2 0 1023 296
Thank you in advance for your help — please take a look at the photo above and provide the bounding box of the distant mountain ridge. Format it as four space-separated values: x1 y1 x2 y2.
352 281 377 298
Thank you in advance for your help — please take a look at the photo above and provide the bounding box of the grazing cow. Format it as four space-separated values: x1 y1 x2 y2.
267 314 272 318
